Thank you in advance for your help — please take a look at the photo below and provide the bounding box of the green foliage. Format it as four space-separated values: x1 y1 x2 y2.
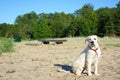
0 38 14 55
47 12 73 37
74 3 94 17
116 1 120 8
0 2 120 39
15 11 38 39
106 44 120 47
96 7 116 37
73 4 98 36
0 23 8 37
67 17 91 36
6 69 16 73
33 19 52 39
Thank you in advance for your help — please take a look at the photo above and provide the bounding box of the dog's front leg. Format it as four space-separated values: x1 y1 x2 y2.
87 59 92 76
94 59 99 75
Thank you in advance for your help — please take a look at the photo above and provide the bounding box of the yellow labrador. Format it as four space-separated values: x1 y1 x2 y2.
72 35 101 76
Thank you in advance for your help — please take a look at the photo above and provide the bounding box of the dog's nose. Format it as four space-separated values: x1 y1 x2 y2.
91 41 94 44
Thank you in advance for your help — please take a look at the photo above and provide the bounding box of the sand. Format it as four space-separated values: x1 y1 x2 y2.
0 38 120 80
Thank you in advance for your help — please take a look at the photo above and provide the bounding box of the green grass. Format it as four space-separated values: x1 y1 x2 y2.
6 69 16 73
0 38 14 56
65 37 120 47
66 37 86 43
0 75 3 78
105 44 120 47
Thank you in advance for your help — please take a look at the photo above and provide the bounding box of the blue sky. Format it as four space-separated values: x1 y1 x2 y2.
0 0 119 24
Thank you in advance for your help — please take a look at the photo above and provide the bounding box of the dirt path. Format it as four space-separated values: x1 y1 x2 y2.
0 40 120 80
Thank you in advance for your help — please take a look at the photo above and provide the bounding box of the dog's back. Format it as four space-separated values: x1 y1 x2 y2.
72 48 87 75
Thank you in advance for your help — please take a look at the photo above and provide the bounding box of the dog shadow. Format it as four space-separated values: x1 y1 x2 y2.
54 64 72 72
54 64 88 75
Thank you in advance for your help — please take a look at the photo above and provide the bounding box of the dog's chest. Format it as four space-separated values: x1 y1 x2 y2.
87 49 100 59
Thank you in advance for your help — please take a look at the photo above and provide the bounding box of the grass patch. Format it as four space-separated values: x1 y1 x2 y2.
6 69 16 73
66 37 86 43
105 44 120 47
0 75 3 78
0 38 14 56
10 62 14 64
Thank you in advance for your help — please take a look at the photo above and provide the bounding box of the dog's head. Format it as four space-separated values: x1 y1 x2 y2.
85 35 99 48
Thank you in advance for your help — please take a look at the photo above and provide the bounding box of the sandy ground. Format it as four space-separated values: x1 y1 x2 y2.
0 38 120 80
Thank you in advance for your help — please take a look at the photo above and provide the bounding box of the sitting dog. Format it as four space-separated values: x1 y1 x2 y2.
72 35 101 76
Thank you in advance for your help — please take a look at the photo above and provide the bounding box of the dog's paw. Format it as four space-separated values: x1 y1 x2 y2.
75 72 81 76
88 73 92 76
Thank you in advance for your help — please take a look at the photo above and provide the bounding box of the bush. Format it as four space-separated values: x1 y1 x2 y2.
0 38 14 55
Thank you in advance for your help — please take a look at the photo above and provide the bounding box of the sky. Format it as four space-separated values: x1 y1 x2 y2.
0 0 119 24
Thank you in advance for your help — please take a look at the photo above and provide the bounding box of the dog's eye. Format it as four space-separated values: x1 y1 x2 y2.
89 39 91 40
94 38 96 40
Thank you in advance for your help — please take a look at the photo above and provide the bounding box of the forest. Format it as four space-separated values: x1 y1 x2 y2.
0 2 120 40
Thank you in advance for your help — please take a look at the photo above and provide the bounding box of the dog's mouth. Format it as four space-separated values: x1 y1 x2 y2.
91 44 95 47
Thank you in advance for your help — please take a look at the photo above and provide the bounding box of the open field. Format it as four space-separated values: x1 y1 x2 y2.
0 37 120 80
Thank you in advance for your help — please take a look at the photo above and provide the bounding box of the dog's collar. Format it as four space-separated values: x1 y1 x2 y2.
88 46 98 56
91 48 98 56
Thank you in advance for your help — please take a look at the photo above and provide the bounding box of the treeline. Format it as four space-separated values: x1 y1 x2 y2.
0 2 120 39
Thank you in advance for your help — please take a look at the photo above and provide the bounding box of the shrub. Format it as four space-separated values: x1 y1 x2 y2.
0 38 14 55
6 69 16 73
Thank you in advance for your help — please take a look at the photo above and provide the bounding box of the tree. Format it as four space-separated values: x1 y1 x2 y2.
33 19 52 39
73 3 98 36
6 24 19 37
96 8 116 37
74 3 94 16
1 2 120 39
116 0 120 8
46 12 73 37
15 11 38 39
0 23 8 37
67 17 90 37
114 1 120 36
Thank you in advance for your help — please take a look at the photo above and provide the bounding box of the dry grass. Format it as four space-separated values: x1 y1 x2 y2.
0 37 120 80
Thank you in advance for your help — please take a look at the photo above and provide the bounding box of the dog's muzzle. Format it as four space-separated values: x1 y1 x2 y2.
91 41 94 44
90 41 95 46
